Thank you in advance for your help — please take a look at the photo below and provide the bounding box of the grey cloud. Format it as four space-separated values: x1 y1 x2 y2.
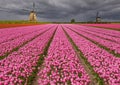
0 0 120 22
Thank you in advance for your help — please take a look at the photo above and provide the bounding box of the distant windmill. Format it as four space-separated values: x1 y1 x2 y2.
0 3 40 21
0 3 50 21
28 3 37 21
22 2 45 22
96 11 101 23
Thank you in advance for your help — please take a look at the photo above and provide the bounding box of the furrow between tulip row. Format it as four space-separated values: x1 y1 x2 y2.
64 26 120 85
0 25 53 44
66 26 120 57
70 25 120 44
62 26 104 85
80 25 120 38
27 26 58 85
83 24 120 31
0 25 47 38
0 25 55 60
36 26 91 85
0 26 57 85
80 28 120 44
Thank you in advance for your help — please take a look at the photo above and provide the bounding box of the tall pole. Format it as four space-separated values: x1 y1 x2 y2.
33 2 35 11
96 11 99 22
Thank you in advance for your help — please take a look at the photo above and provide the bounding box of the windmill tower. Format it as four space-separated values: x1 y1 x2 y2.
96 12 101 23
29 3 37 21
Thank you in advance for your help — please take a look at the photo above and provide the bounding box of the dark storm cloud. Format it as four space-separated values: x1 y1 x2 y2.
0 0 120 22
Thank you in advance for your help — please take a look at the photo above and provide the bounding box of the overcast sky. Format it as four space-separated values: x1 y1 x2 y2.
0 0 120 22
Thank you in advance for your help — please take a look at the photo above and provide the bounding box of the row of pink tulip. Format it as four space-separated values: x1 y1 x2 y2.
65 26 120 85
0 25 52 44
82 28 120 43
83 24 120 30
0 25 39 38
0 25 54 57
0 27 56 84
69 25 120 44
0 25 48 37
66 25 120 54
37 26 90 85
81 24 120 38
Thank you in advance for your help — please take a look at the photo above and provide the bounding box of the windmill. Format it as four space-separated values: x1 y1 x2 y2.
29 2 37 21
0 2 45 21
22 2 46 22
96 11 101 23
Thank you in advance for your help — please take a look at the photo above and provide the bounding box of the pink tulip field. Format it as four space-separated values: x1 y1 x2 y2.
83 24 120 30
37 26 90 85
0 24 120 85
65 25 120 56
